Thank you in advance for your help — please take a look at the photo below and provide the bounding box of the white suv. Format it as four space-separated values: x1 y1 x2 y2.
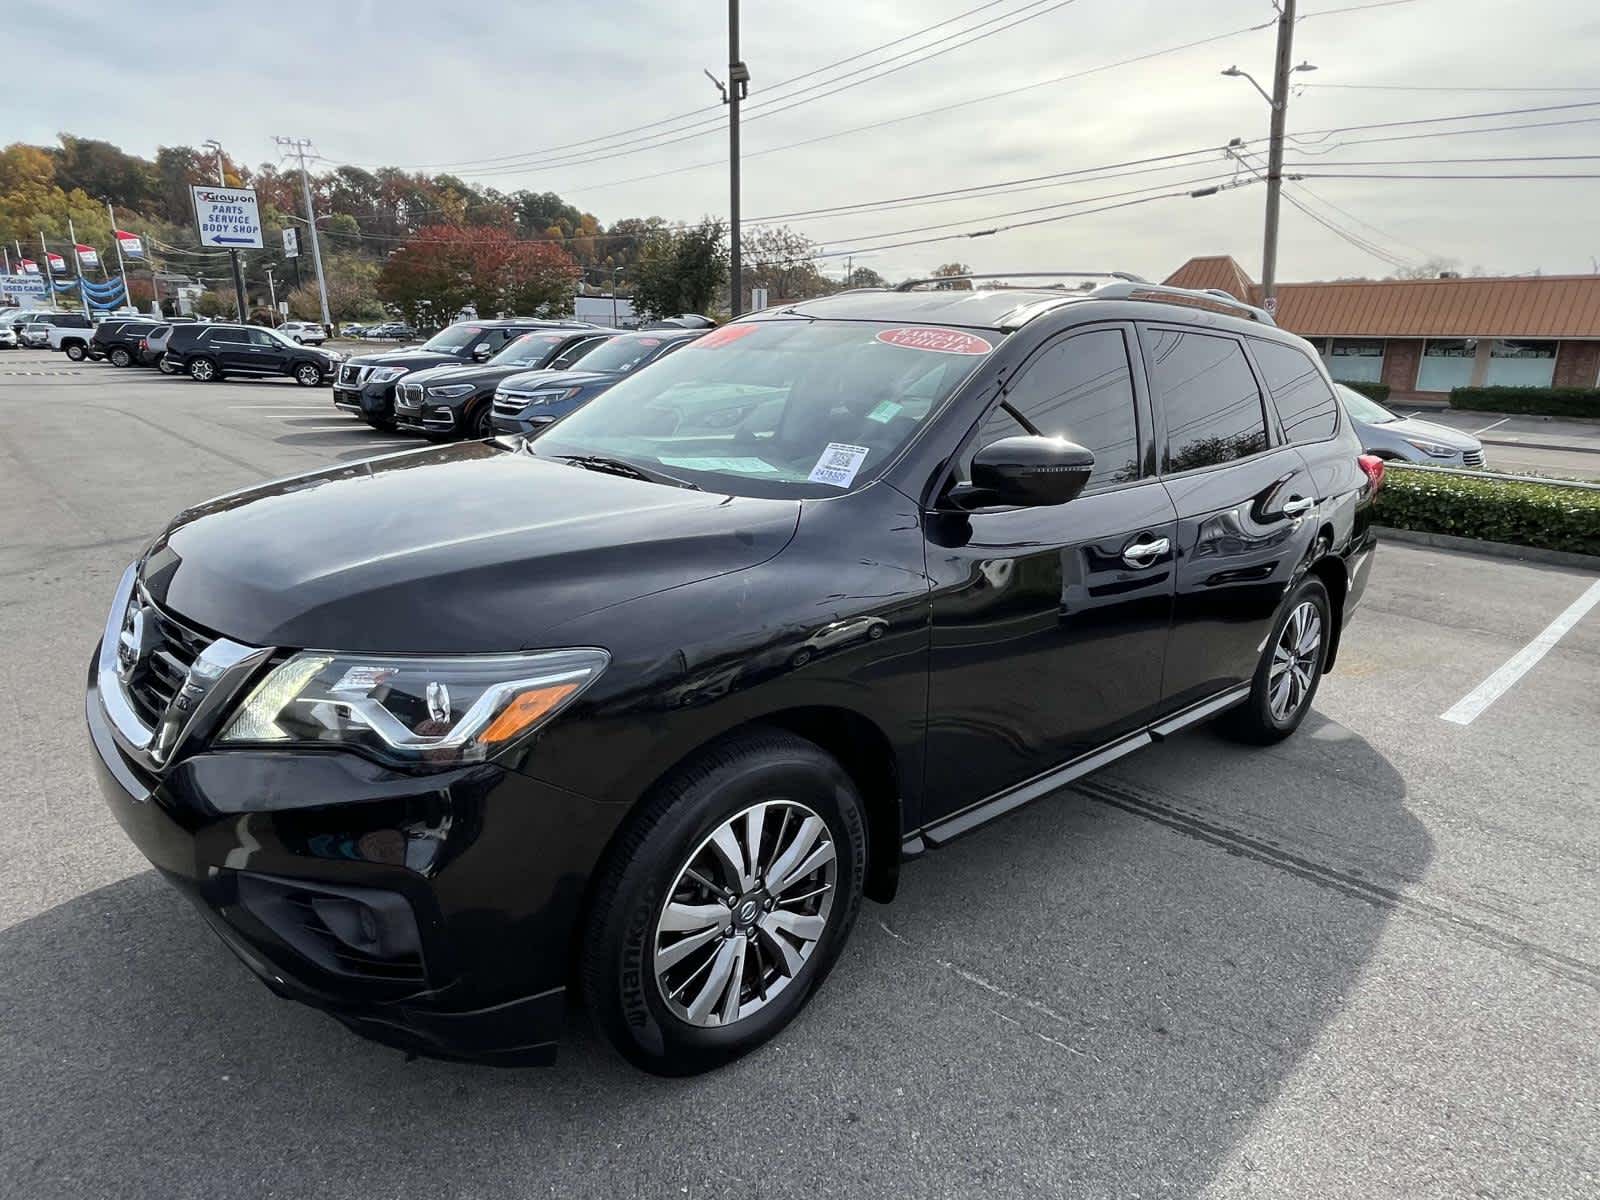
277 321 327 345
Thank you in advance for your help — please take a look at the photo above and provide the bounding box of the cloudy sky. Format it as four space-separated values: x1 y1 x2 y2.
21 0 1600 284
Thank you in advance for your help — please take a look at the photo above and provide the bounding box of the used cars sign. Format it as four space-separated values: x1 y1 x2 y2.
190 185 263 249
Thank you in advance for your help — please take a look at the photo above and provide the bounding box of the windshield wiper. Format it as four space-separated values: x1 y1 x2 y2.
553 454 700 490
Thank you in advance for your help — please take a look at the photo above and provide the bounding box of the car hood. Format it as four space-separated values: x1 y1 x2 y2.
405 361 550 390
344 348 466 370
138 442 801 653
1373 416 1482 451
500 367 616 392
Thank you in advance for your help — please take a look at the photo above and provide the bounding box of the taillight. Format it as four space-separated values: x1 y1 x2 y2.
139 338 148 350
1357 454 1385 494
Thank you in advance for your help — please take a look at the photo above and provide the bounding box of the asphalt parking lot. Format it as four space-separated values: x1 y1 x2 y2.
1 354 1596 1199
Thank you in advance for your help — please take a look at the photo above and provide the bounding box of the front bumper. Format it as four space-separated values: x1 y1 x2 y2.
333 380 399 425
86 648 622 1065
489 408 558 437
393 386 464 435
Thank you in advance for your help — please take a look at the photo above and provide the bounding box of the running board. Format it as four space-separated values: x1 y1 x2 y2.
906 685 1252 852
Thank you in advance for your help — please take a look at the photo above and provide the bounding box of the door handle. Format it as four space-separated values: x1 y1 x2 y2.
1282 497 1315 517
1122 537 1170 568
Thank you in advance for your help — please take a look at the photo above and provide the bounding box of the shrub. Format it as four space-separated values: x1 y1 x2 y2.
1378 466 1600 557
1450 386 1600 419
1341 380 1390 403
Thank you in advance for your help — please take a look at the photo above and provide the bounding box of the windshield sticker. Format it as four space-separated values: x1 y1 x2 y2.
875 327 992 355
659 456 779 474
690 324 762 350
808 443 870 488
866 400 903 424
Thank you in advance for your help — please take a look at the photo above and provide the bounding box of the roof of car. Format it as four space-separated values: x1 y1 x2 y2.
770 288 1084 329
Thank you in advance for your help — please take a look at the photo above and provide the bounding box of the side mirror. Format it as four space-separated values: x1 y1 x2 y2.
471 341 493 360
950 435 1094 509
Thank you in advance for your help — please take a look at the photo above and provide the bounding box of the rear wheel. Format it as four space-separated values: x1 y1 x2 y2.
1219 576 1331 744
294 363 322 387
157 355 177 374
63 342 87 362
582 730 867 1076
109 347 132 367
188 356 220 382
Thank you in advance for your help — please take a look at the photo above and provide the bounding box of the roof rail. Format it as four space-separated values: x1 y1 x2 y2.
1090 281 1276 325
893 271 1146 292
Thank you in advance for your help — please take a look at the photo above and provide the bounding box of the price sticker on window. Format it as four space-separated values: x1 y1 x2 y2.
808 443 870 488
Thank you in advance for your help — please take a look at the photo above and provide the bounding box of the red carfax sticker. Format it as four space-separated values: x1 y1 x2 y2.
691 324 763 349
874 327 993 355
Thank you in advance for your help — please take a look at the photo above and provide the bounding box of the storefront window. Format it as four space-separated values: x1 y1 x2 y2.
1417 339 1477 392
1322 338 1385 383
1485 339 1556 388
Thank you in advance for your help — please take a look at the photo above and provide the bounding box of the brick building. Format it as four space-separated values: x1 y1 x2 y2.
1164 256 1600 400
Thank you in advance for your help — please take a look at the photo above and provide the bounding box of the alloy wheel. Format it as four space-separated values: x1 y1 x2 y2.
654 799 837 1029
296 365 319 386
1269 600 1323 721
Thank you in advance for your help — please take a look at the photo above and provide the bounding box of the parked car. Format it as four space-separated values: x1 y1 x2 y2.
1335 384 1486 468
340 322 367 338
490 328 705 435
334 318 596 430
85 276 1379 1075
278 321 328 345
92 318 163 367
4 308 55 336
137 324 178 371
165 322 343 385
364 321 416 340
30 311 94 358
0 325 15 349
394 328 618 439
20 323 50 348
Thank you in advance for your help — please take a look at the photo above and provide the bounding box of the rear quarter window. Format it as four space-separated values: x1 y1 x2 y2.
1250 338 1341 443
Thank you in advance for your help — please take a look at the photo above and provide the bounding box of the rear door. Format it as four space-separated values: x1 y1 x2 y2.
1139 322 1322 710
923 324 1178 820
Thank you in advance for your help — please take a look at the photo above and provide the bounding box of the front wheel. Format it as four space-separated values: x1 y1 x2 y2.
63 342 87 362
582 730 867 1076
293 363 321 387
1219 576 1331 744
157 355 177 374
469 402 494 439
188 357 220 382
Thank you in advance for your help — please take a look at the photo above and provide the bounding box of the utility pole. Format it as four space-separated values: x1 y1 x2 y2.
265 265 278 320
1260 0 1297 307
203 140 249 321
707 3 750 316
275 137 332 330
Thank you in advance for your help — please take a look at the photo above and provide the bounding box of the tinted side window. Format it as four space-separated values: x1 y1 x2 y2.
1251 338 1339 443
974 328 1140 491
1145 329 1269 473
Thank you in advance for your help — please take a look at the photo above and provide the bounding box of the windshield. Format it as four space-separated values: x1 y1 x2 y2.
573 333 676 375
1335 384 1398 424
419 324 484 353
532 319 998 498
493 332 574 368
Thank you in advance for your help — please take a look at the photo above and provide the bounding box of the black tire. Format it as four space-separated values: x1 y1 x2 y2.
109 347 132 367
1219 576 1331 745
292 335 304 344
157 355 176 375
188 356 220 382
63 342 87 362
581 729 868 1076
293 363 322 387
469 402 494 439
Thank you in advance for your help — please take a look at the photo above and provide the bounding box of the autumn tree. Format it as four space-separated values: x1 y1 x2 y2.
931 262 973 289
376 225 579 327
743 225 832 305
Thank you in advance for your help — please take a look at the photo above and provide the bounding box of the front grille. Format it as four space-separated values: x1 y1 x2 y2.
395 382 423 410
493 394 529 417
1462 449 1485 468
124 601 213 727
337 364 365 387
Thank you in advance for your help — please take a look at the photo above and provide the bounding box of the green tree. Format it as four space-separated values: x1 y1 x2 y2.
632 219 728 319
744 225 832 305
844 266 888 289
193 290 231 318
932 262 973 289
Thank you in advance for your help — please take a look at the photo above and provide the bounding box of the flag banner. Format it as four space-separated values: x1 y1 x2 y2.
114 230 144 259
18 258 39 275
80 275 127 297
46 251 68 274
75 243 101 269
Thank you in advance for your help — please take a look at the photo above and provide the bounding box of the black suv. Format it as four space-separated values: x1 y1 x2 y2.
91 318 162 367
87 275 1379 1075
393 327 617 439
335 319 595 430
166 323 342 385
489 328 705 436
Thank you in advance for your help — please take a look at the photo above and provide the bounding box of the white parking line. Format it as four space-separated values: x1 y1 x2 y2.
1440 578 1600 725
1473 417 1511 435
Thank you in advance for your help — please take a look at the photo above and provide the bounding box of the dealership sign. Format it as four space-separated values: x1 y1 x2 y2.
191 184 263 249
0 272 48 297
75 243 100 270
282 227 299 258
46 251 67 273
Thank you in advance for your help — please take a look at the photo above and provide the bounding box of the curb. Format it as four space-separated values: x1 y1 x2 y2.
1374 525 1600 572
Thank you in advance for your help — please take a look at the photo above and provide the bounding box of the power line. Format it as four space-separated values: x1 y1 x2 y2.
1298 0 1421 19
1294 172 1600 179
1283 154 1600 167
1302 83 1600 93
1286 99 1600 143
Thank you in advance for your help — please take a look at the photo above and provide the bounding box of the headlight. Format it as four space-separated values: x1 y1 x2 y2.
368 366 409 384
1404 438 1457 459
426 383 476 398
525 387 582 404
218 648 608 767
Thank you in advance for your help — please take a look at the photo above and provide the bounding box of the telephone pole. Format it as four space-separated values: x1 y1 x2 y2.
1260 0 1296 306
707 3 750 316
275 137 332 330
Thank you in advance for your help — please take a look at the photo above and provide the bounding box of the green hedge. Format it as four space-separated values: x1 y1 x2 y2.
1450 386 1600 419
1342 380 1390 403
1379 467 1600 557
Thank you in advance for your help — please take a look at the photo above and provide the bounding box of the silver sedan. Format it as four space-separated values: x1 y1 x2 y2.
1336 384 1485 468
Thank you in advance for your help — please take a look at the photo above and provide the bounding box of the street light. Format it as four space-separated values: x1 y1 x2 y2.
1220 61 1315 110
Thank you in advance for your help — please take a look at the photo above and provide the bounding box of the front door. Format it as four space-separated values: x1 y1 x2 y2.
1138 323 1323 709
924 324 1178 824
